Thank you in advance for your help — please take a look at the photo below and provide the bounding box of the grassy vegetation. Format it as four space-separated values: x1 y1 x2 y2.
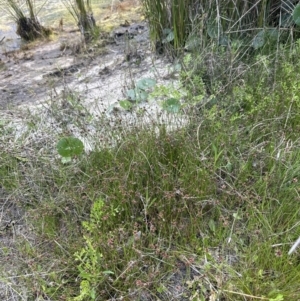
1 45 300 299
2 1 300 301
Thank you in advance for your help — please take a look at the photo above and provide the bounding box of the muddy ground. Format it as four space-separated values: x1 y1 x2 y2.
0 22 151 108
0 4 176 114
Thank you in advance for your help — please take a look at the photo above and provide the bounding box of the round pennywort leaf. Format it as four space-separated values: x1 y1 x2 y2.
162 98 181 113
57 137 84 157
136 78 156 90
119 100 133 110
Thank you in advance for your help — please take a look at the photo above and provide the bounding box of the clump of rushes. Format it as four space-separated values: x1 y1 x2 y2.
62 0 97 41
0 0 51 41
141 0 192 54
141 0 300 54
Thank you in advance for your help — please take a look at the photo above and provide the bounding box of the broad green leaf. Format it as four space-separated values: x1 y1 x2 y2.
57 137 84 157
127 89 136 101
119 100 133 110
162 98 181 113
136 78 156 90
135 89 148 102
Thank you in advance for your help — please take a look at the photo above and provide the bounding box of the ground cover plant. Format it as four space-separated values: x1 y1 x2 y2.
2 1 300 301
2 43 300 300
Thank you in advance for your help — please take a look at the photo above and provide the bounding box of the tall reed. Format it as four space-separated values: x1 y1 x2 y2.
141 0 194 52
141 0 298 53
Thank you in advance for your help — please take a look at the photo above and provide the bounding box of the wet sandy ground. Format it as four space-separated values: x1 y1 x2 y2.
0 0 158 111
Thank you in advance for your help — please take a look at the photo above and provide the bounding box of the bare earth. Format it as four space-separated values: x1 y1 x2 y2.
0 0 174 113
0 21 151 109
